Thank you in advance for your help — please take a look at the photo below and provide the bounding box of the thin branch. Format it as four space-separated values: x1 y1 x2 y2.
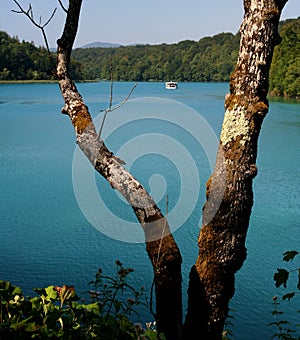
58 0 68 13
109 56 114 110
98 82 137 139
107 83 137 113
43 8 57 27
12 0 57 53
98 56 114 138
98 110 109 140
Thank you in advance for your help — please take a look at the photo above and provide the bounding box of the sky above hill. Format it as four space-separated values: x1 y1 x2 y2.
0 0 299 48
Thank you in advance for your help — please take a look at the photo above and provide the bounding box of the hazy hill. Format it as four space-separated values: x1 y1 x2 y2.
79 41 121 48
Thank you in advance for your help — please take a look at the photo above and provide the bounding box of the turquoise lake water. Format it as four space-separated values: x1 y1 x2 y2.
0 82 299 339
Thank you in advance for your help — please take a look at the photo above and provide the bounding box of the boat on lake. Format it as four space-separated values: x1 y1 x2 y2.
165 81 178 89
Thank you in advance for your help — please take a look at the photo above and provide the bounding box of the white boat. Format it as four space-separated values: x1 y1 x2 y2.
165 81 178 89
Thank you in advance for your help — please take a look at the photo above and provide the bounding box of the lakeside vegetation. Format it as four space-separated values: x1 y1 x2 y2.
1 252 299 339
269 18 300 98
0 17 299 97
0 31 83 81
72 32 240 83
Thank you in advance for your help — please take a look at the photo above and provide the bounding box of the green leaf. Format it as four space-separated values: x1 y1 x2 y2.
10 316 34 331
30 296 41 310
0 280 11 290
11 286 22 296
274 268 289 288
72 301 100 314
283 250 299 262
282 292 295 301
45 286 57 301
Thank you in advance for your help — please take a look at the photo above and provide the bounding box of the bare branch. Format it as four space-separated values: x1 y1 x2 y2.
109 58 114 110
44 7 57 27
12 0 57 53
58 0 68 13
109 83 137 113
98 82 137 139
98 110 109 140
12 0 57 29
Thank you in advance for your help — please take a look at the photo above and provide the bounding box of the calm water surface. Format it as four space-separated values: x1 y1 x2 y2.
0 82 299 339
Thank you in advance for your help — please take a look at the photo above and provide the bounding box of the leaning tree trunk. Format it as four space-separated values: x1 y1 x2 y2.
183 0 287 339
56 1 182 338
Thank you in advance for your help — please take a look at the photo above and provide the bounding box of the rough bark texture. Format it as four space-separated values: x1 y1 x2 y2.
56 1 182 338
183 1 287 339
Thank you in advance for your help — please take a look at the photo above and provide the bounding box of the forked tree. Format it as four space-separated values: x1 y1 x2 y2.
14 0 287 338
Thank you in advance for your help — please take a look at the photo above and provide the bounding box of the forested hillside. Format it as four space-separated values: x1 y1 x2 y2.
0 17 299 97
72 32 240 83
0 31 83 80
269 18 300 97
71 17 299 97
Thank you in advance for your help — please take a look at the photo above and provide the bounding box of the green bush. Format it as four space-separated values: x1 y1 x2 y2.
0 261 161 339
270 251 300 339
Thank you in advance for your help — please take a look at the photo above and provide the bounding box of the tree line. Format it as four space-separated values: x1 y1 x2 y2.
72 32 240 83
269 18 300 98
0 17 299 97
0 31 82 81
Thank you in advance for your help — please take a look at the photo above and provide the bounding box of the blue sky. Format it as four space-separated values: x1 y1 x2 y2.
0 0 299 48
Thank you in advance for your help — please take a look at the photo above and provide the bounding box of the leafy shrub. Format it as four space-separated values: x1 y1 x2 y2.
270 251 300 339
0 261 161 339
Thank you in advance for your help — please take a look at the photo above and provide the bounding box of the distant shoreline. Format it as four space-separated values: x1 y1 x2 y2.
0 80 298 99
0 80 97 84
0 80 57 84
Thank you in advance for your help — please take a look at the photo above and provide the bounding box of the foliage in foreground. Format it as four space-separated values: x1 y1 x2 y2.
0 261 161 340
270 251 300 339
1 252 299 339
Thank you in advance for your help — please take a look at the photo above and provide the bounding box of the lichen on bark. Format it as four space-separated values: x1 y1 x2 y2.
183 1 288 339
220 107 251 146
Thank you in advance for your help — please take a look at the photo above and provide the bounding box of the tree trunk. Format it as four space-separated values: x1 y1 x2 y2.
17 0 289 338
56 1 182 338
183 1 287 338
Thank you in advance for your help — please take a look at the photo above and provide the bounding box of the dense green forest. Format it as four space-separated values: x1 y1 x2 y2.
0 31 83 81
0 17 299 97
72 33 240 83
72 32 240 83
269 18 300 98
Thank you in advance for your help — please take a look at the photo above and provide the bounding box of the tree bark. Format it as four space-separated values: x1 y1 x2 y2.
56 1 182 338
183 1 287 339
